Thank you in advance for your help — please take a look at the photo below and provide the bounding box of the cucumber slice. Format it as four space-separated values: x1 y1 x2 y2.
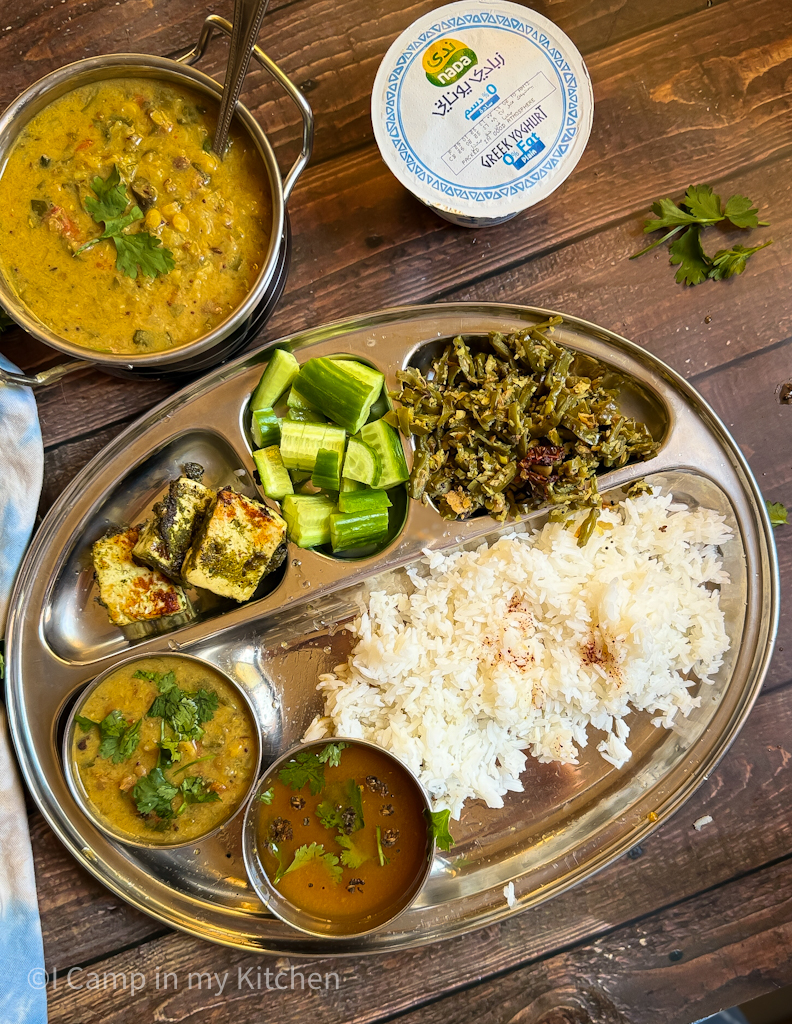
342 437 381 486
294 357 384 434
284 408 327 423
339 478 365 493
253 446 294 500
289 469 312 485
281 494 336 547
250 407 281 449
312 448 341 492
286 386 319 413
358 418 409 489
330 509 389 552
250 349 299 412
337 488 391 514
280 421 347 472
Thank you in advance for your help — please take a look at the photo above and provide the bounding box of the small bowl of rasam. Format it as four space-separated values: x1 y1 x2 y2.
243 738 440 937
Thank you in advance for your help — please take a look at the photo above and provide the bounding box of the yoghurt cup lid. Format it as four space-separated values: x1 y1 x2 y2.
372 0 594 226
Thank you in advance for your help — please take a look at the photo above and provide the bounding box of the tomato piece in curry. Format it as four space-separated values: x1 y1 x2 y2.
70 655 258 845
0 77 272 354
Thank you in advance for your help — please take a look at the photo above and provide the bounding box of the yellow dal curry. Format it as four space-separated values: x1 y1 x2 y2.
71 655 258 844
0 78 271 354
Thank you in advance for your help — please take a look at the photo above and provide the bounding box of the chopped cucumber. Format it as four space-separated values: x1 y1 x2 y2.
358 418 409 489
312 448 341 492
282 494 336 547
340 478 365 493
330 509 389 552
289 469 312 485
286 386 319 413
284 408 327 423
250 349 299 412
253 446 294 500
338 488 392 514
250 407 281 449
280 421 347 473
343 437 381 486
294 357 384 434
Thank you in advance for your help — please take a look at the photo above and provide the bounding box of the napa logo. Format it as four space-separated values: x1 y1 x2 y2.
422 37 478 87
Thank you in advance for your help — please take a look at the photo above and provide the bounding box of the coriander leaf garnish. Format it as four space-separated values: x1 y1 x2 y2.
171 755 215 776
176 775 220 815
316 742 348 767
132 766 179 819
77 164 174 279
75 714 99 733
259 788 275 805
114 231 176 280
630 184 770 284
337 833 369 869
424 808 455 851
143 670 219 746
766 500 788 527
97 710 141 764
276 843 342 886
316 799 344 830
278 751 327 795
375 825 389 867
669 226 711 286
83 164 129 223
708 240 773 281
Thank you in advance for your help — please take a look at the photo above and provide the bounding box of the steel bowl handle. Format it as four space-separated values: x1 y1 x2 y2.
178 13 313 202
0 359 92 389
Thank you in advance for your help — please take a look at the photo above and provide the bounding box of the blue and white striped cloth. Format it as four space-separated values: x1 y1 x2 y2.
0 353 47 1024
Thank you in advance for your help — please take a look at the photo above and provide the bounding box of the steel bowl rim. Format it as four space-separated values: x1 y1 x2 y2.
0 52 285 368
62 650 263 850
242 736 437 939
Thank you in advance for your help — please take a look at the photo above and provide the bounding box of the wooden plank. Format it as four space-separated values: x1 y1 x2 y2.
384 856 792 1024
39 680 792 1014
0 0 733 166
14 141 792 455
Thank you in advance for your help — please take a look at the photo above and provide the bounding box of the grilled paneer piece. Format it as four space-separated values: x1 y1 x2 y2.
92 526 193 628
182 487 287 602
132 467 213 580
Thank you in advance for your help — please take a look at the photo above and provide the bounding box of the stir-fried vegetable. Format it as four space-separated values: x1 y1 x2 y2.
388 318 660 542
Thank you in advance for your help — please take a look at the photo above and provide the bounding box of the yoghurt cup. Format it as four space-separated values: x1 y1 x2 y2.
371 0 594 227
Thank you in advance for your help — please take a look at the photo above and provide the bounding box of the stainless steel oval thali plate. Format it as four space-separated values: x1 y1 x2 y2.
5 303 779 953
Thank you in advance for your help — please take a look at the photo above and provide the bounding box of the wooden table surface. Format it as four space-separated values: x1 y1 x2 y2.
2 0 791 1021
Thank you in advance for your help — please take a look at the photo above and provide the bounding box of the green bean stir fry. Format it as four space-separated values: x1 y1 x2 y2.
388 318 660 545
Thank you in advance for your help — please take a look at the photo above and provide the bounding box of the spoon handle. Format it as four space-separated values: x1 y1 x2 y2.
213 0 271 156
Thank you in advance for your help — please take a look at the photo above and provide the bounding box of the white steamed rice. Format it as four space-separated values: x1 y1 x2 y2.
306 490 732 818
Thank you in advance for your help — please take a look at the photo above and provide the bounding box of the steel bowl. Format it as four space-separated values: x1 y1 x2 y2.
62 651 263 849
0 15 312 382
242 738 437 938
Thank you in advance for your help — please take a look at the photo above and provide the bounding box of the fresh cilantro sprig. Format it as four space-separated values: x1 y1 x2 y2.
424 808 455 851
132 765 220 825
278 742 349 795
138 668 219 755
630 184 771 285
176 776 220 815
337 833 368 869
766 500 788 527
273 842 343 886
75 709 141 764
259 787 275 805
76 165 174 279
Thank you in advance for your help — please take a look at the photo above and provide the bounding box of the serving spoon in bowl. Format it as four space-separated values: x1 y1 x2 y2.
213 0 272 156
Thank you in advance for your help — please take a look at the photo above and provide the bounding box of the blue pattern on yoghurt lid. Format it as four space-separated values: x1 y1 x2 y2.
371 0 594 227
